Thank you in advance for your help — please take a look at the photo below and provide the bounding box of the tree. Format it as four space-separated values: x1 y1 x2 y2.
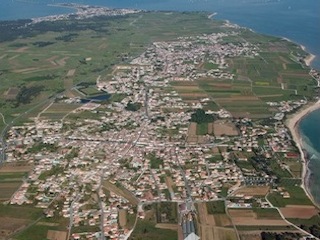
190 109 215 123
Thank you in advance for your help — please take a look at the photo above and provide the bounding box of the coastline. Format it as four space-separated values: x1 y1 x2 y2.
286 100 320 209
300 44 316 67
305 53 316 67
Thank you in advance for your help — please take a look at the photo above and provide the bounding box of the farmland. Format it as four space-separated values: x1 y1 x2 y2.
228 208 288 226
196 202 236 240
0 11 231 133
129 203 178 240
0 164 31 202
267 186 313 207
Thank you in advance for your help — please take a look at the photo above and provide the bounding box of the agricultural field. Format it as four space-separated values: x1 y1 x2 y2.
228 208 288 227
0 164 31 202
0 205 44 239
232 186 270 197
129 219 177 240
129 203 178 240
197 202 236 240
213 120 239 137
280 205 319 219
267 186 313 207
170 30 315 118
38 102 81 120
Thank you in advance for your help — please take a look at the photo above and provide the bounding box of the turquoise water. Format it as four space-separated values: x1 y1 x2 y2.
1 0 319 69
299 109 320 203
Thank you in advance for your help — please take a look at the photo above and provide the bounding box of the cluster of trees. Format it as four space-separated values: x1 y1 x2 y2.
190 109 215 123
0 20 31 42
300 224 320 238
261 232 302 240
0 15 127 43
55 33 79 42
156 202 178 223
27 143 58 154
32 41 54 47
125 101 142 111
15 85 44 106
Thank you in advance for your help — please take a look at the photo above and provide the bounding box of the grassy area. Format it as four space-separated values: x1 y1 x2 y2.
279 178 302 187
14 225 57 240
126 212 136 229
0 172 27 181
78 86 102 96
236 225 295 231
72 225 100 233
148 153 164 169
235 160 255 170
156 202 178 224
0 205 43 220
196 122 208 135
288 215 320 228
206 201 226 214
253 208 282 220
129 219 177 240
267 186 313 207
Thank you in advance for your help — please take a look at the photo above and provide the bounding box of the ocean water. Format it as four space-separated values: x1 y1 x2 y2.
1 0 319 69
299 109 320 203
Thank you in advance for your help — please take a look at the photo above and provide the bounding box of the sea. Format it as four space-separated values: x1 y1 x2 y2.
1 0 320 202
299 110 320 203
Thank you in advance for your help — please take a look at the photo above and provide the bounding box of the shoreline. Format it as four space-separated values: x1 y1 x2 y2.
286 100 320 209
282 38 317 68
300 44 316 67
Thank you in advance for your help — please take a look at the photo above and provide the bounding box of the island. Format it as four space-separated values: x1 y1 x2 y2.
0 5 319 240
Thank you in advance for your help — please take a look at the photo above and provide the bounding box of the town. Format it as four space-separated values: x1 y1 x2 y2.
2 26 320 240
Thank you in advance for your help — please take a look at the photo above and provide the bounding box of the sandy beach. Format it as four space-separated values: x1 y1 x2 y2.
286 100 320 208
299 44 316 67
304 53 316 67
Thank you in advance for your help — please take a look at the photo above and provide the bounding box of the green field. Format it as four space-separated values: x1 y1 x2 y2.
129 219 177 240
206 201 226 214
197 122 208 135
253 208 282 220
267 186 313 207
0 205 43 220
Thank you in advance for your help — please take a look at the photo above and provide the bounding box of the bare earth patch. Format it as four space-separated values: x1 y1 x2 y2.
0 182 22 200
233 186 270 197
12 67 38 73
213 120 239 137
66 69 76 77
9 47 29 53
47 230 67 240
119 209 127 228
197 203 236 240
155 223 178 230
228 209 288 226
280 205 319 219
0 217 29 238
0 165 32 173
